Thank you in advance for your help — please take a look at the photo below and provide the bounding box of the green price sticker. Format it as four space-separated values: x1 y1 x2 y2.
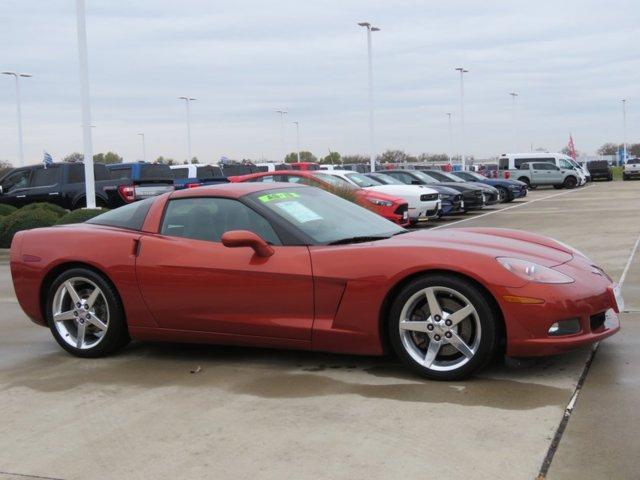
258 192 300 203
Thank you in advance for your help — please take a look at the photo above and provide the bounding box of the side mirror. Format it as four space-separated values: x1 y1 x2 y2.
221 230 274 257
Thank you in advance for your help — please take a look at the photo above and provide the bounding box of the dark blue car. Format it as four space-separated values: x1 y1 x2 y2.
452 171 527 202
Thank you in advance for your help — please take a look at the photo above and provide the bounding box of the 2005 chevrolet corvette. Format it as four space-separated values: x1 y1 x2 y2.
10 183 623 380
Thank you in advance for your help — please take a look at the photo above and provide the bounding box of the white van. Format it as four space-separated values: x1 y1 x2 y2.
498 153 586 186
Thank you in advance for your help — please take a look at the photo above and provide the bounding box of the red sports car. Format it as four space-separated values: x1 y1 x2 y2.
229 170 410 226
10 183 622 380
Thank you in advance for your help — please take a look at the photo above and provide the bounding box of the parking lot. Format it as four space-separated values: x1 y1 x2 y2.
0 181 638 480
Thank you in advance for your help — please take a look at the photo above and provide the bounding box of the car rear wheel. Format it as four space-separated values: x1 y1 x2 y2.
46 268 129 357
388 274 499 380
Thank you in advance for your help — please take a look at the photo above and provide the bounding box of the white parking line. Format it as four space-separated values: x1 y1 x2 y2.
431 184 595 230
619 230 640 286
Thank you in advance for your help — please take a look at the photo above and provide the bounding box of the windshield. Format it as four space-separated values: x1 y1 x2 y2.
426 170 464 182
310 172 357 190
369 173 405 185
345 172 381 187
247 187 403 244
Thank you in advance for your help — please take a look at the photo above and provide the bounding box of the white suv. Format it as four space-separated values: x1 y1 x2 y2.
320 170 441 224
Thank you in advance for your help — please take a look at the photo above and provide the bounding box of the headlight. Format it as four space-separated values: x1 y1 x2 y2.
367 198 393 207
497 257 574 284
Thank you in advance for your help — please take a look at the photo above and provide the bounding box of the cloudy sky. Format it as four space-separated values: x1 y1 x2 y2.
1 0 638 165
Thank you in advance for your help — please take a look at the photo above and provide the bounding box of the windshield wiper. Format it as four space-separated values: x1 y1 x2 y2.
327 235 391 245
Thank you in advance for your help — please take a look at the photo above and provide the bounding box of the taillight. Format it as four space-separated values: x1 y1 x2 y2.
118 185 136 202
504 171 511 179
185 183 201 189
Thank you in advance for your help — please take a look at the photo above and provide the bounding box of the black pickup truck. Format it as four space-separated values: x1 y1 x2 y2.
586 160 613 181
0 162 174 210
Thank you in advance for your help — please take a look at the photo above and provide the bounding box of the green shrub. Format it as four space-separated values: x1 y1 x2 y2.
0 204 18 217
0 209 59 248
55 208 108 225
20 202 68 218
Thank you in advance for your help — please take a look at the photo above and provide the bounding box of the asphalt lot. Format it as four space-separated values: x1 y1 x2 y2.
0 181 638 480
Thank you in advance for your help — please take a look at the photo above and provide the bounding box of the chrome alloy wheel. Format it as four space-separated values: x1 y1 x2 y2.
398 286 481 372
52 277 110 350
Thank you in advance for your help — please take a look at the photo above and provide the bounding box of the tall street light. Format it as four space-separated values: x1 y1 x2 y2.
2 71 32 167
292 121 301 163
358 22 380 172
75 0 96 208
446 112 453 166
509 91 518 153
622 99 627 164
137 132 146 162
179 96 196 162
276 110 287 161
455 67 468 170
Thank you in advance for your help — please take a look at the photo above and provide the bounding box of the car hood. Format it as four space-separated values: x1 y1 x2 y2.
384 227 574 267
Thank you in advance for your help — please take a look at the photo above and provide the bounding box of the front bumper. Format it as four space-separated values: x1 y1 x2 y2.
498 256 621 357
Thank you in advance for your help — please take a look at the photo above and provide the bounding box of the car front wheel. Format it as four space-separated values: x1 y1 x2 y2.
46 268 129 357
388 274 499 380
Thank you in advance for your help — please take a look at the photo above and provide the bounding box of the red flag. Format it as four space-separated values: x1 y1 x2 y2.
567 135 577 159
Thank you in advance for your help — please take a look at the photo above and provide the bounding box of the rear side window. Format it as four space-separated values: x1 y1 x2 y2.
68 163 109 183
197 166 223 179
160 197 280 245
498 158 509 170
30 167 60 187
533 163 557 170
140 164 172 181
86 197 155 230
171 168 189 179
110 167 132 180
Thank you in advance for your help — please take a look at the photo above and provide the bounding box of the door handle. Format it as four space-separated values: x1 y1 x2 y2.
16 195 26 198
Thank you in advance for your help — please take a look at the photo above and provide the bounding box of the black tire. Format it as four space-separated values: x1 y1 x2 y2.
607 176 613 181
517 177 530 189
46 268 130 358
388 274 499 380
563 176 578 189
496 186 511 203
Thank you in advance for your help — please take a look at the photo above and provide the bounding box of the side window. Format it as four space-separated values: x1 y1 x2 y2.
251 175 275 183
1 169 31 193
513 158 527 169
171 168 189 179
160 198 281 245
559 159 573 169
519 163 529 170
30 167 60 187
498 158 509 170
283 175 315 186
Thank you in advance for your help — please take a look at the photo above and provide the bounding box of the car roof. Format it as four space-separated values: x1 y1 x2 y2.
170 181 306 199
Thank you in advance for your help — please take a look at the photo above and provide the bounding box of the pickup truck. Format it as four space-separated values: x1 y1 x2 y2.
586 160 613 181
623 158 640 180
0 162 168 209
169 164 229 189
509 162 582 189
106 163 175 201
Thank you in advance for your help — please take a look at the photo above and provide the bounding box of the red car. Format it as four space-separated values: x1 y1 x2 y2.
10 183 622 380
229 170 410 226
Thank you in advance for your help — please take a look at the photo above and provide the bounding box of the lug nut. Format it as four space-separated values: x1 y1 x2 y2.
445 332 452 338
427 324 434 331
73 311 79 317
445 320 452 326
434 335 441 341
86 314 91 319
434 315 441 322
76 302 81 308
84 304 89 310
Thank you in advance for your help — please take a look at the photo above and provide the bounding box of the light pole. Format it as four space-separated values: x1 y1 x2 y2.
358 21 380 172
446 112 453 166
276 110 287 161
137 133 146 162
75 0 96 208
622 99 627 164
510 91 518 153
2 71 32 167
179 96 196 162
292 121 301 163
455 67 468 170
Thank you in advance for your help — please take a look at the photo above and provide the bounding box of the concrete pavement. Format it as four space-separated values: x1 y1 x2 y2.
0 181 638 480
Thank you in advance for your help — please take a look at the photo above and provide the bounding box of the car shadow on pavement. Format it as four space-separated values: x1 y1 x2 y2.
1 341 577 410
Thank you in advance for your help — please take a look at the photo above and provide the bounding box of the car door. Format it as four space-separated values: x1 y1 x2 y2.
0 168 32 207
26 165 64 206
530 163 552 185
135 196 314 340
